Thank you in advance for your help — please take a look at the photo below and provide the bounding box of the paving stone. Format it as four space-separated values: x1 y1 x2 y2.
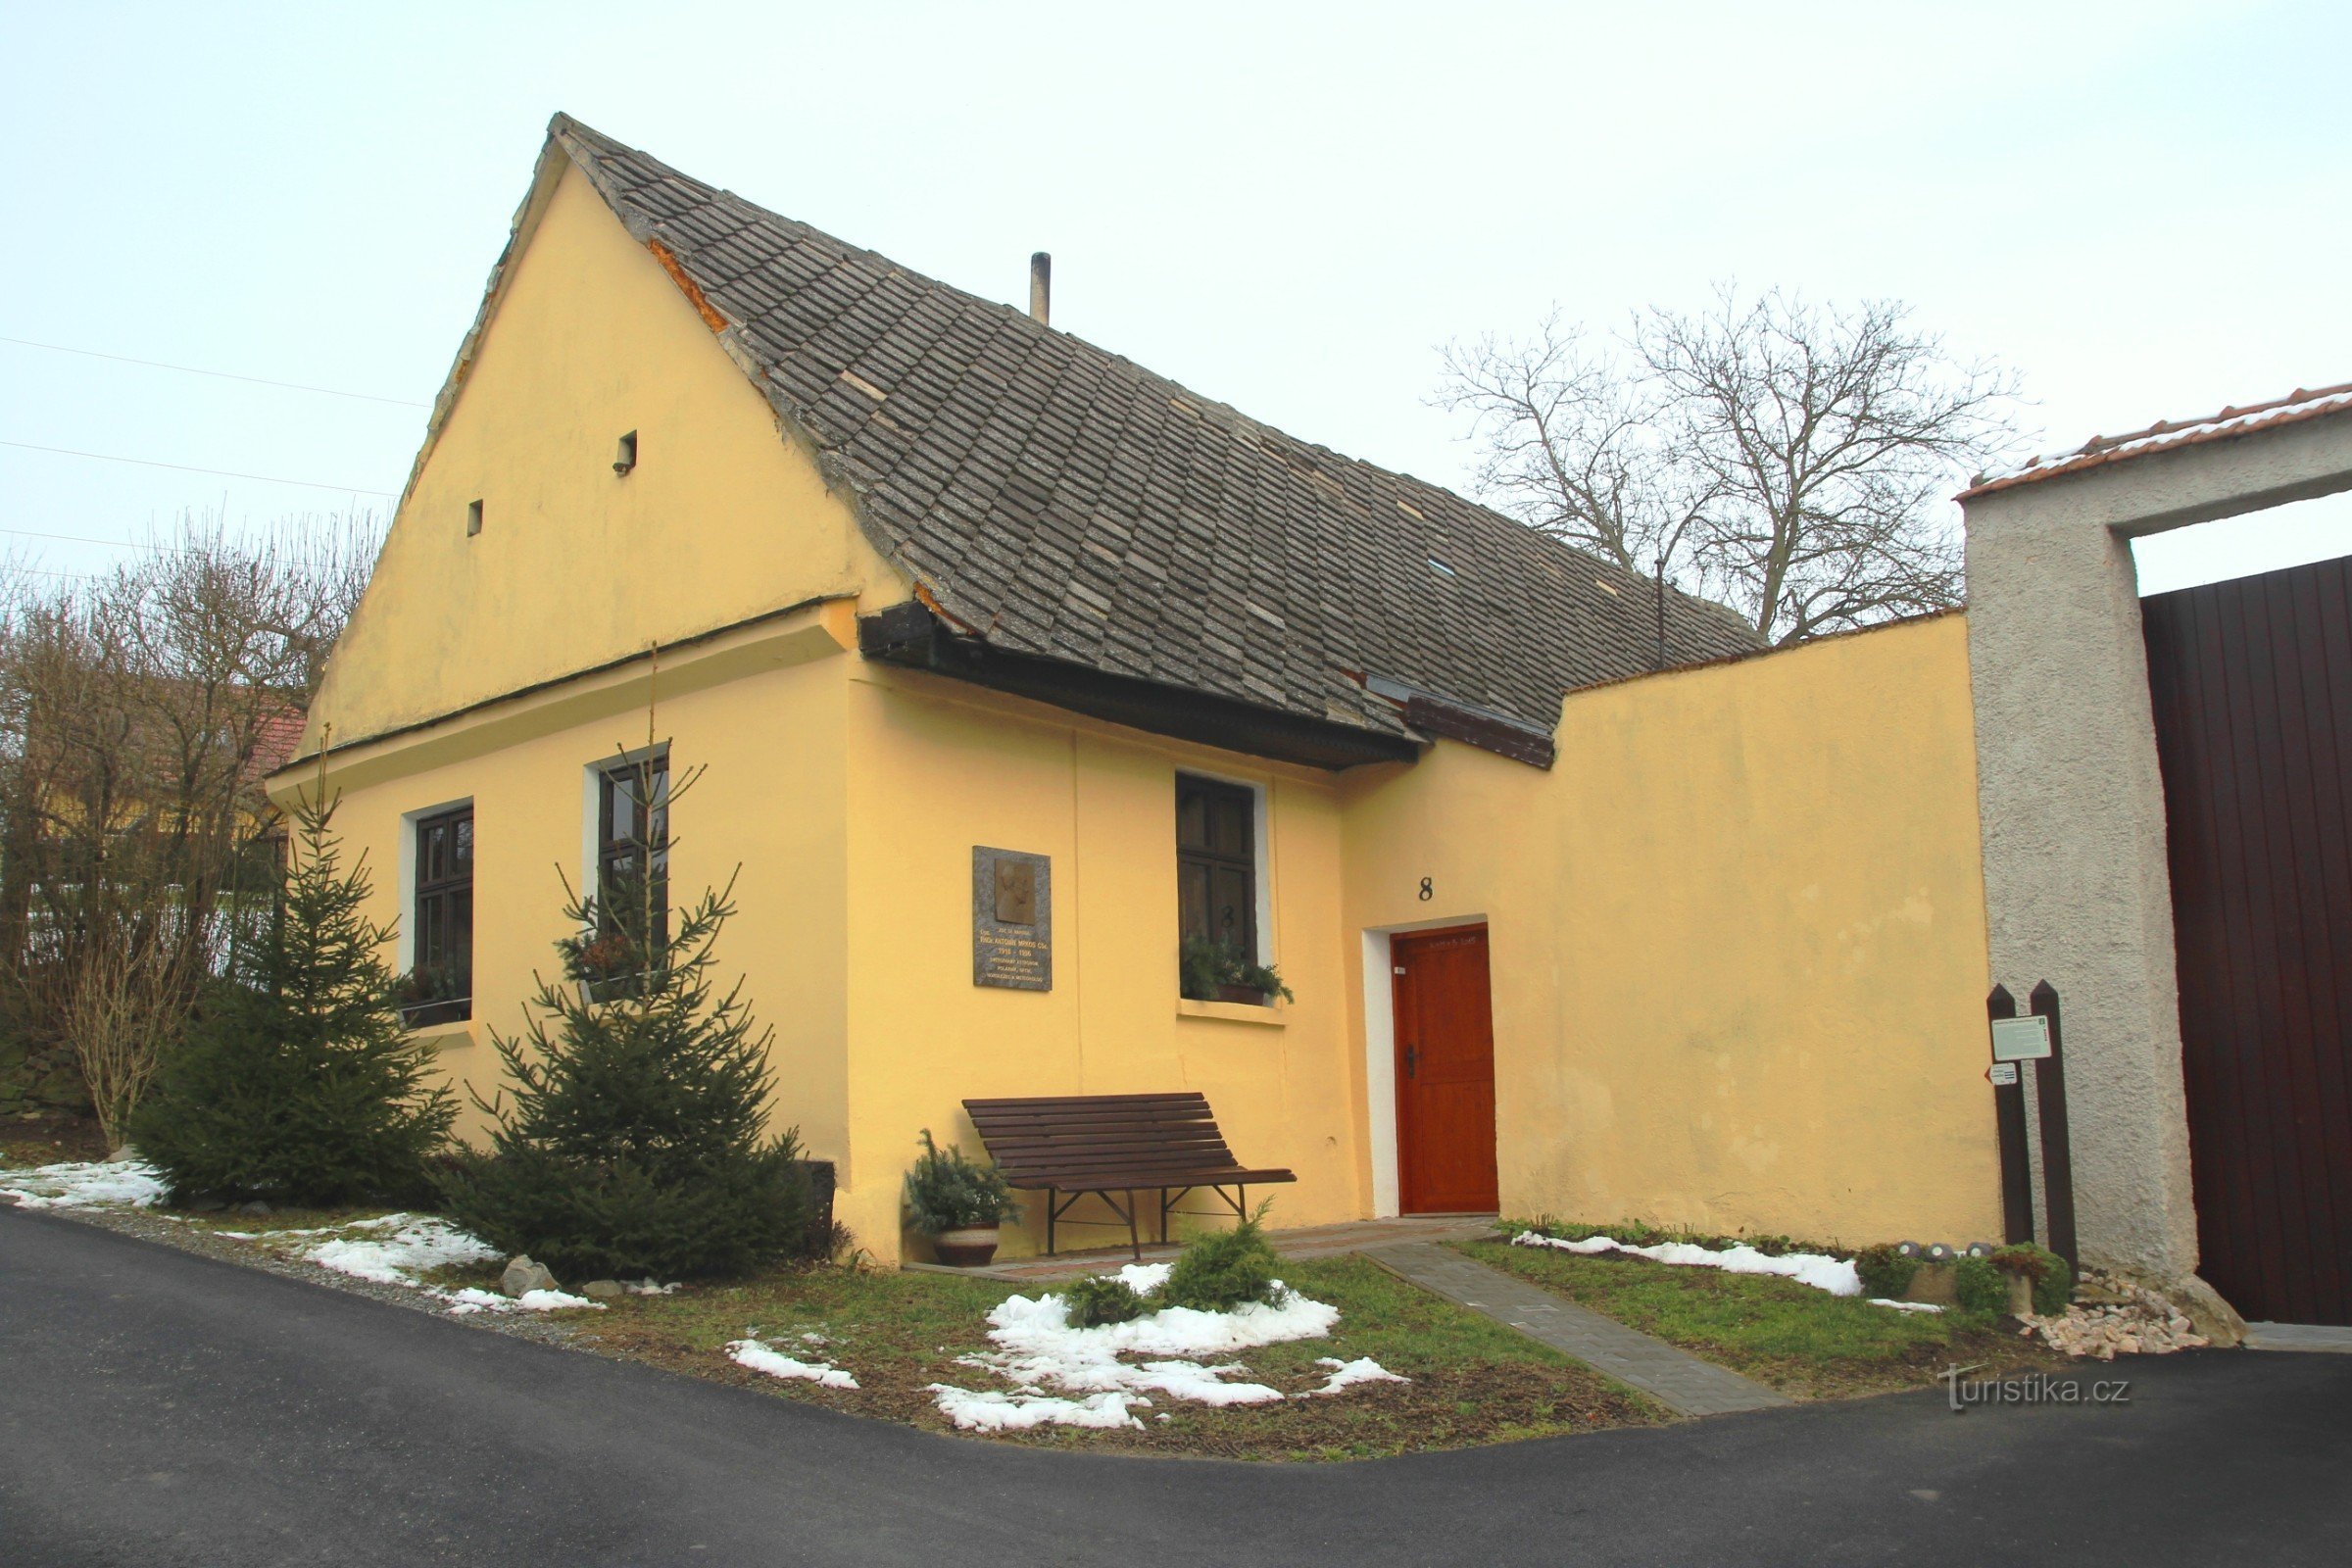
1362 1242 1795 1419
2244 1322 2352 1353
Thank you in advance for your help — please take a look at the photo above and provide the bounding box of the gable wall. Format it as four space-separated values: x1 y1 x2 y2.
304 160 904 752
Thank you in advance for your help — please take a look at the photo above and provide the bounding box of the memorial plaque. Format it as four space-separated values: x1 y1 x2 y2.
973 846 1052 991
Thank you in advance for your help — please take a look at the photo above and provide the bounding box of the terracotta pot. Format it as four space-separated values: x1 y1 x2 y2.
933 1226 1001 1268
1213 983 1270 1005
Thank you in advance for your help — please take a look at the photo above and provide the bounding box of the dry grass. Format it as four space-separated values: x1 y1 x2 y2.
542 1253 1665 1461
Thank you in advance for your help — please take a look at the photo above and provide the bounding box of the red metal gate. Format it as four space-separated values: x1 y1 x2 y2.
2142 553 2352 1325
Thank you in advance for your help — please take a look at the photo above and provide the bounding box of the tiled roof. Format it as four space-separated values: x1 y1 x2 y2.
1961 382 2352 501
245 704 308 785
547 117 1760 739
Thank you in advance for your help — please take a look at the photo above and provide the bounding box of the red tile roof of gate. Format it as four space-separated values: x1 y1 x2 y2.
1960 381 2352 500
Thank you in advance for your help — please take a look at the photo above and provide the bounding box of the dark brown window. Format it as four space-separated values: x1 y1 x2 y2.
595 752 669 961
1176 774 1256 957
406 805 472 1026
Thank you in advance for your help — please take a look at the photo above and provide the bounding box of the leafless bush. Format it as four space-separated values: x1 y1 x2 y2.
0 510 377 1126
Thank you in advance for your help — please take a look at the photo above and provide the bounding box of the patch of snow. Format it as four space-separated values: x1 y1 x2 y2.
302 1215 500 1286
1305 1355 1410 1396
0 1157 169 1210
1869 1298 1945 1314
927 1385 1147 1432
1118 1262 1172 1293
727 1339 858 1389
1511 1230 1862 1297
927 1273 1344 1428
435 1285 605 1316
514 1289 603 1311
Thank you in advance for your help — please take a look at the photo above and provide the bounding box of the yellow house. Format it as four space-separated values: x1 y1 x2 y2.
274 116 2004 1263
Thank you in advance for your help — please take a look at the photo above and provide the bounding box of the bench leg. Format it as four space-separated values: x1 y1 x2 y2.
1128 1190 1141 1261
1047 1191 1056 1256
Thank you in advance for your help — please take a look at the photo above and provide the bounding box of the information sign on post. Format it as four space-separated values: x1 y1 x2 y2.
1990 1014 2053 1063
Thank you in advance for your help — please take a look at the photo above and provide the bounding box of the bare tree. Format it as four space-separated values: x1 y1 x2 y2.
0 510 378 1134
1441 287 2021 644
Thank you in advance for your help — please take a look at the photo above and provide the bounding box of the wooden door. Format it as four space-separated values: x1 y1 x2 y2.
2143 554 2352 1326
1392 924 1499 1214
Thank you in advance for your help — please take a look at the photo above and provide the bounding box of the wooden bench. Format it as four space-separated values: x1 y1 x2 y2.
962 1092 1298 1258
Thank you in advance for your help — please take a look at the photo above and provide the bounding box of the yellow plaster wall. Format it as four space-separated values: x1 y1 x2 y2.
276 611 858 1175
304 158 904 753
835 667 1367 1263
1338 612 2002 1246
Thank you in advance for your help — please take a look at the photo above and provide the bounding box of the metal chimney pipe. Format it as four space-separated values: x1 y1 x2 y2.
1029 252 1051 326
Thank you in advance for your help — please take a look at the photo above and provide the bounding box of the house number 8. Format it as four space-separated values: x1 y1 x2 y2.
1417 877 1433 902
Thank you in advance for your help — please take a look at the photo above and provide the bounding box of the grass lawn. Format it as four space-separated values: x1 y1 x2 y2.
1461 1236 2069 1399
533 1253 1664 1461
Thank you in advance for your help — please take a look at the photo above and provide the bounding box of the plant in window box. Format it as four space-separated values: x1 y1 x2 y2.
1179 935 1294 1006
904 1129 1021 1267
395 962 469 1029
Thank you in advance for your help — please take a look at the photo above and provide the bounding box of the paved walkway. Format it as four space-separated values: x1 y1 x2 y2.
2246 1322 2352 1353
911 1213 1498 1283
11 1210 2352 1567
1364 1241 1795 1417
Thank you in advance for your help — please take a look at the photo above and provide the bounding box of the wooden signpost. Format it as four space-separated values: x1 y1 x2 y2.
1985 982 2080 1274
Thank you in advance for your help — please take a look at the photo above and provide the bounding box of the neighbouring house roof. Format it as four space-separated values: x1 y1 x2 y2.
1960 381 2352 501
244 704 307 786
520 117 1759 751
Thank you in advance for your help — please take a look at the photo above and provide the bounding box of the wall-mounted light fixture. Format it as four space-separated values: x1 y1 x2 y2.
466 498 483 537
613 430 638 476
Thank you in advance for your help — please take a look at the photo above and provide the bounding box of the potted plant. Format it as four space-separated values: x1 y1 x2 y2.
904 1129 1021 1267
1179 936 1295 1006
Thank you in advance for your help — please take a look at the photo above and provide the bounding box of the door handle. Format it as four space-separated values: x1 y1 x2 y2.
1404 1045 1418 1078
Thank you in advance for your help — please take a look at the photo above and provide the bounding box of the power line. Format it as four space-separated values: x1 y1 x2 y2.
0 440 396 497
0 334 428 408
0 524 147 549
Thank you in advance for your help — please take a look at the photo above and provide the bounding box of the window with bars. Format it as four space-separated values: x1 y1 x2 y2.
1176 774 1257 959
406 805 473 1026
588 753 668 996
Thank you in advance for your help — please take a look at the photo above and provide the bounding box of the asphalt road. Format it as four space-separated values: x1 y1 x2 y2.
6 1209 2349 1567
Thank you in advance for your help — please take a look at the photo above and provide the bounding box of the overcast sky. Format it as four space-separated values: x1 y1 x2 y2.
3 2 2346 599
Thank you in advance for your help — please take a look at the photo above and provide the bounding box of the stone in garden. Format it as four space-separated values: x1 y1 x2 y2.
1901 1262 1958 1306
581 1279 624 1300
187 1196 226 1213
0 1190 19 1206
501 1255 559 1298
105 1146 138 1164
239 1200 272 1217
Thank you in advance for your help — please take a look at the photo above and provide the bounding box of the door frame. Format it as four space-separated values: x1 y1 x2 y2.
1360 914 1490 1218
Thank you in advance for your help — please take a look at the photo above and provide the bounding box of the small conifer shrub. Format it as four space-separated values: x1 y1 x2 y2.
131 794 456 1205
1161 1202 1284 1312
436 751 811 1280
1062 1273 1151 1328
